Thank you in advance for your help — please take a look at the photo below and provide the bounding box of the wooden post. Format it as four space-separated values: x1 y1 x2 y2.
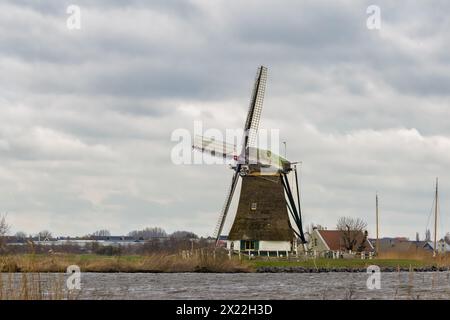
434 177 439 257
376 193 379 255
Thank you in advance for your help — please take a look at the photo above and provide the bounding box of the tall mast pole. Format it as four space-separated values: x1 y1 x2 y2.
376 193 379 255
434 177 438 256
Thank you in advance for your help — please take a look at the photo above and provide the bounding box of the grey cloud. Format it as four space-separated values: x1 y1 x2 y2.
1 0 450 238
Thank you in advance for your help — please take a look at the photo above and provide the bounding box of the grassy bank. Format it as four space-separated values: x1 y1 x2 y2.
0 252 251 273
250 258 430 269
2 252 450 273
250 252 450 270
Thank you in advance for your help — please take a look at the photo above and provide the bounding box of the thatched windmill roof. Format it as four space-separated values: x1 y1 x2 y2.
228 175 294 241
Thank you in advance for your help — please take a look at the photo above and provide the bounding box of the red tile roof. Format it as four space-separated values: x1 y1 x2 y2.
318 230 373 252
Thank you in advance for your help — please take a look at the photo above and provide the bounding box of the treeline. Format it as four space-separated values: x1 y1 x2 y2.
127 227 198 240
3 238 214 256
8 227 199 241
0 213 207 255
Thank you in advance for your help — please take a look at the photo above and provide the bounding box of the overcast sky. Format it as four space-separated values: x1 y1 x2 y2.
1 0 449 239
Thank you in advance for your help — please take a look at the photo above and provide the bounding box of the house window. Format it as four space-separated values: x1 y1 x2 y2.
251 202 257 211
313 238 317 247
244 240 256 250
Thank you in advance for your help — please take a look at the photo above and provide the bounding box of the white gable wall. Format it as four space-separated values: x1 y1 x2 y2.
226 240 291 251
226 240 240 251
259 241 291 251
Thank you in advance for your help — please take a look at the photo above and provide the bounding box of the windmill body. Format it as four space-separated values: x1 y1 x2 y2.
193 66 306 254
228 175 294 253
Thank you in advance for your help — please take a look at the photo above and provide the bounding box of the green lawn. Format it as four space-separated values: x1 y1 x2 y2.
5 254 440 272
20 254 435 268
250 258 432 269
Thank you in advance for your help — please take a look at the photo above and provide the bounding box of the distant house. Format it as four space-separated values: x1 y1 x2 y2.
4 236 28 244
88 235 134 242
216 235 228 248
370 237 433 255
426 240 450 254
5 235 141 247
309 229 374 257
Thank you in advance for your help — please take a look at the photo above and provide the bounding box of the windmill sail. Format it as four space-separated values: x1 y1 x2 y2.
213 170 240 240
193 135 237 160
242 66 267 152
191 66 305 243
281 172 307 243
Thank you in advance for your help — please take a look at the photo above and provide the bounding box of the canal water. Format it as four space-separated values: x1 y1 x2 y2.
39 272 450 299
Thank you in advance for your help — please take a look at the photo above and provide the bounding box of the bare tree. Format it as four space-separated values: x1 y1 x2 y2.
336 217 368 252
444 232 450 245
91 229 111 237
170 231 198 239
425 229 431 242
37 230 52 241
15 231 27 240
0 214 9 237
0 214 10 249
308 223 325 233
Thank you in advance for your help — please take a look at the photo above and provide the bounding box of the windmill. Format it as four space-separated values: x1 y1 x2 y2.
193 66 307 254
